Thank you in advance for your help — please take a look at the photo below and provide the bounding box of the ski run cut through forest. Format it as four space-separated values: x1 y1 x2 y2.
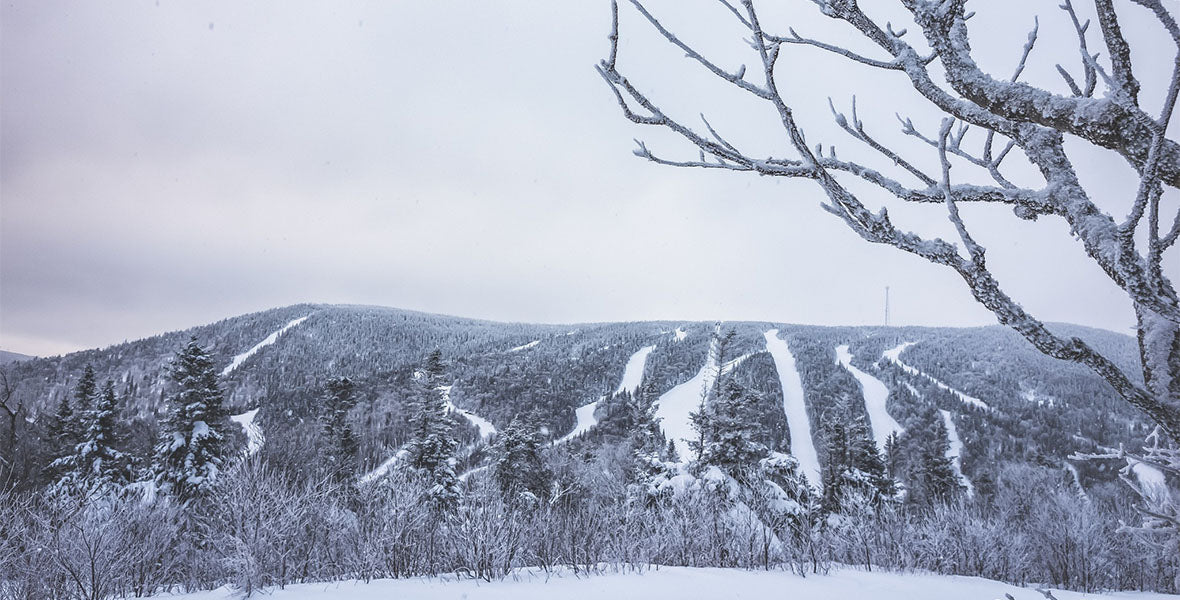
1 303 1177 599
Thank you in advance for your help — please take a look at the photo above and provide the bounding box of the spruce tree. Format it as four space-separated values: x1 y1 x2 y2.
320 377 359 483
74 380 127 489
690 378 767 476
46 365 99 487
493 413 550 501
73 365 98 417
154 337 229 501
820 399 894 511
46 395 80 481
405 350 459 512
914 417 962 505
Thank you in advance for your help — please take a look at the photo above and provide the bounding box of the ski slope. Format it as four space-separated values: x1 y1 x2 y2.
508 340 540 352
883 342 991 411
763 330 822 489
441 385 497 440
222 316 310 376
939 410 974 496
654 341 720 460
230 409 264 456
556 345 657 444
359 448 409 485
152 565 1178 600
835 344 903 453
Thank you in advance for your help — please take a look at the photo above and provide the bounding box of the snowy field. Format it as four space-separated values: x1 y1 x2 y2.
151 566 1178 600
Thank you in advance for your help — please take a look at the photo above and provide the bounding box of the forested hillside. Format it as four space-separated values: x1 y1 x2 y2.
2 305 1174 597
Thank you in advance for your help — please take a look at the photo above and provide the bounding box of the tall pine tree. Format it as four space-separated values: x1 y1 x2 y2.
320 377 359 483
493 413 550 501
46 365 98 487
690 378 767 476
73 380 127 490
154 337 230 501
404 350 460 512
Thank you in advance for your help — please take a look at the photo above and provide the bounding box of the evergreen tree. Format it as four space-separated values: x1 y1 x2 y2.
690 378 767 476
493 414 550 501
153 337 230 501
319 377 359 483
45 396 81 481
73 365 98 418
820 399 894 511
46 365 100 487
914 417 962 506
404 350 459 512
73 381 127 489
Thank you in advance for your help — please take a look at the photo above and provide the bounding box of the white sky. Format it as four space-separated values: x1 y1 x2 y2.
2 0 1176 356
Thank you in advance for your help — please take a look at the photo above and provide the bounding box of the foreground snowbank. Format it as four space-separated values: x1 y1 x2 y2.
154 566 1176 600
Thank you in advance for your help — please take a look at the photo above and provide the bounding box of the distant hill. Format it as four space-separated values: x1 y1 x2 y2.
0 303 1148 490
0 350 34 365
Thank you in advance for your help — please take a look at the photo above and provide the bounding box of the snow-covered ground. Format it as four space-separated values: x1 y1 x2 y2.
556 345 658 444
508 340 541 352
939 410 974 496
152 565 1178 600
835 344 903 453
763 330 822 489
359 448 409 485
229 408 264 456
654 340 720 460
882 342 991 411
1128 459 1172 505
441 385 497 440
222 316 310 376
673 326 688 342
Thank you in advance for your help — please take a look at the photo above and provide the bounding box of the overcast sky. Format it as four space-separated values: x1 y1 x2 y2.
2 1 1177 357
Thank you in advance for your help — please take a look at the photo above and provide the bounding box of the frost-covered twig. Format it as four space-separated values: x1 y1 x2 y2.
600 0 1180 446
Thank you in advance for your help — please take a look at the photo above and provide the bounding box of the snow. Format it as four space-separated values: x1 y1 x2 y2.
1021 387 1056 407
441 385 497 440
458 464 488 482
230 408 264 456
882 342 991 411
1128 459 1172 505
617 345 657 395
835 344 903 453
653 338 721 460
940 410 974 497
556 345 657 444
221 316 310 376
359 448 409 485
673 327 688 341
147 565 1179 600
508 340 540 352
763 330 822 489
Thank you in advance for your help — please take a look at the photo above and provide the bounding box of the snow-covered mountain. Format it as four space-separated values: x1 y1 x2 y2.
0 304 1149 490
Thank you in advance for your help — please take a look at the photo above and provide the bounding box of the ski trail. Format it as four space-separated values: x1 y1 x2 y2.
763 330 822 489
222 315 310 376
556 345 658 444
654 336 721 461
359 448 409 485
940 409 974 497
440 385 497 440
508 340 540 352
835 345 903 453
459 464 489 482
230 408 264 456
617 345 657 396
883 342 991 411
